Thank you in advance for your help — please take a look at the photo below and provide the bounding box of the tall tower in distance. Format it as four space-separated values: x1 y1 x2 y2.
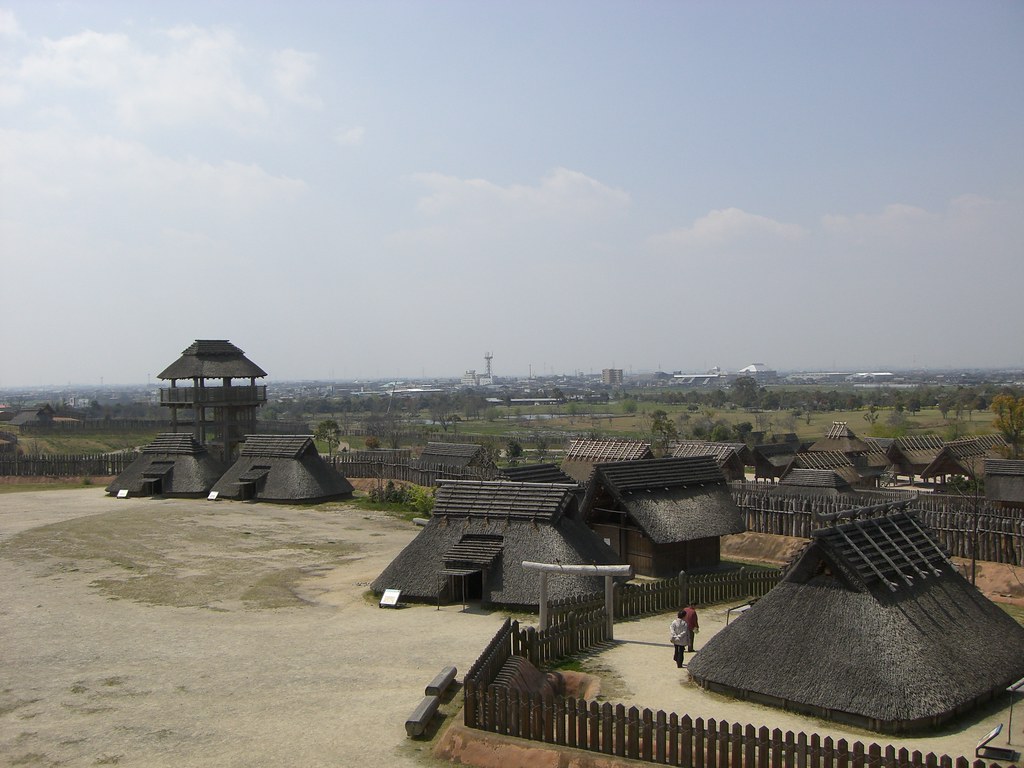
157 340 268 463
480 352 494 386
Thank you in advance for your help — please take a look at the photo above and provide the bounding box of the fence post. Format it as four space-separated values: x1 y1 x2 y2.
678 570 689 607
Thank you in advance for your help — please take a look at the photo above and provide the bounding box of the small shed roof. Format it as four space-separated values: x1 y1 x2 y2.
416 442 490 469
498 463 578 485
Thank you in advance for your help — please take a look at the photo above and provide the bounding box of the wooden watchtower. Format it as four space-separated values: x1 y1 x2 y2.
157 340 268 463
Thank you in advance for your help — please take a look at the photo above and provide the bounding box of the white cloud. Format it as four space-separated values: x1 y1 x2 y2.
410 167 630 223
0 128 306 249
6 22 327 133
335 126 365 146
271 48 321 107
649 207 806 252
0 8 23 38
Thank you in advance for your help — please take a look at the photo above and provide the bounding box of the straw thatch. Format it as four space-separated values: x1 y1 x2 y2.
415 442 495 472
371 480 622 607
106 433 225 497
210 435 353 503
498 463 578 485
560 438 653 483
581 456 745 576
157 340 267 381
688 510 1024 734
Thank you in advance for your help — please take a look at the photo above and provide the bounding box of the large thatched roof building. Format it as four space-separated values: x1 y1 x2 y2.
372 480 622 608
688 508 1024 734
107 433 226 497
210 435 353 503
580 456 745 577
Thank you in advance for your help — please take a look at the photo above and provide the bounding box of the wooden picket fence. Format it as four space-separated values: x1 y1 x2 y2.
463 690 996 768
549 569 782 627
463 615 1001 768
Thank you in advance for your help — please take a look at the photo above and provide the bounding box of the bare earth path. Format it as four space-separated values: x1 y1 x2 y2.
0 489 506 767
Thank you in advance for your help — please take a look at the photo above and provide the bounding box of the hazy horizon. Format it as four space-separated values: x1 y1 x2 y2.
3 2 1022 386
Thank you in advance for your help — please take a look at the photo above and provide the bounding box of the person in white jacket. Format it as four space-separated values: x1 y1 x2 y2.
669 610 691 668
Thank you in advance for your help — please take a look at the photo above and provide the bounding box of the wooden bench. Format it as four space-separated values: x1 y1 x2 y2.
405 695 440 738
976 723 1019 762
425 665 457 697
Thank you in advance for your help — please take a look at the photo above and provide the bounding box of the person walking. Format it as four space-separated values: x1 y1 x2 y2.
669 610 691 668
682 604 699 652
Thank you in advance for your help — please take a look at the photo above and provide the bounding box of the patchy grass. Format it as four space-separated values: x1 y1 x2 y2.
0 506 360 610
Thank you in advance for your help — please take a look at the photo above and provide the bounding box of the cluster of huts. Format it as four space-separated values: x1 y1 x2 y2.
108 340 354 503
375 433 1024 737
106 343 1024 737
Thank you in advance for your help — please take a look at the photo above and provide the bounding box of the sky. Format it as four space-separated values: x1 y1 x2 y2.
1 1 1022 386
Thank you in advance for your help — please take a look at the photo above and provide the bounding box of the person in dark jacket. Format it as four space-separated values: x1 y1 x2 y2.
682 604 699 652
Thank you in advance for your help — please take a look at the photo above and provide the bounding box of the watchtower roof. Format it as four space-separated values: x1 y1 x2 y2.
158 340 267 381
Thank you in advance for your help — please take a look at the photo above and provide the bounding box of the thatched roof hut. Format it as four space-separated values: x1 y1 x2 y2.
106 434 225 497
210 435 353 503
498 463 578 485
580 456 745 577
670 440 751 481
986 459 1024 509
808 422 870 454
415 442 496 475
750 442 801 482
560 438 653 483
688 509 1024 734
371 480 622 608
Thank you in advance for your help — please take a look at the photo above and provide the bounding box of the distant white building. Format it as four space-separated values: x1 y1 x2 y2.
736 363 777 382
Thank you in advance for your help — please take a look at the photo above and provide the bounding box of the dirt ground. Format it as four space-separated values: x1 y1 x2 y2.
2 489 1022 767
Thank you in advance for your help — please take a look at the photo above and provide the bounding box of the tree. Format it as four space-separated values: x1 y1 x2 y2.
649 410 678 453
991 394 1024 458
505 439 524 465
314 419 341 456
730 376 759 408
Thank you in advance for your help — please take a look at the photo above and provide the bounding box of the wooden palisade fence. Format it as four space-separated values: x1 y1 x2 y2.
549 569 782 627
464 613 1002 768
0 451 134 477
732 482 1024 567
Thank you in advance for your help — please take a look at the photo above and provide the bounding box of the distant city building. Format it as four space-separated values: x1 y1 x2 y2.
736 363 777 382
602 368 623 386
